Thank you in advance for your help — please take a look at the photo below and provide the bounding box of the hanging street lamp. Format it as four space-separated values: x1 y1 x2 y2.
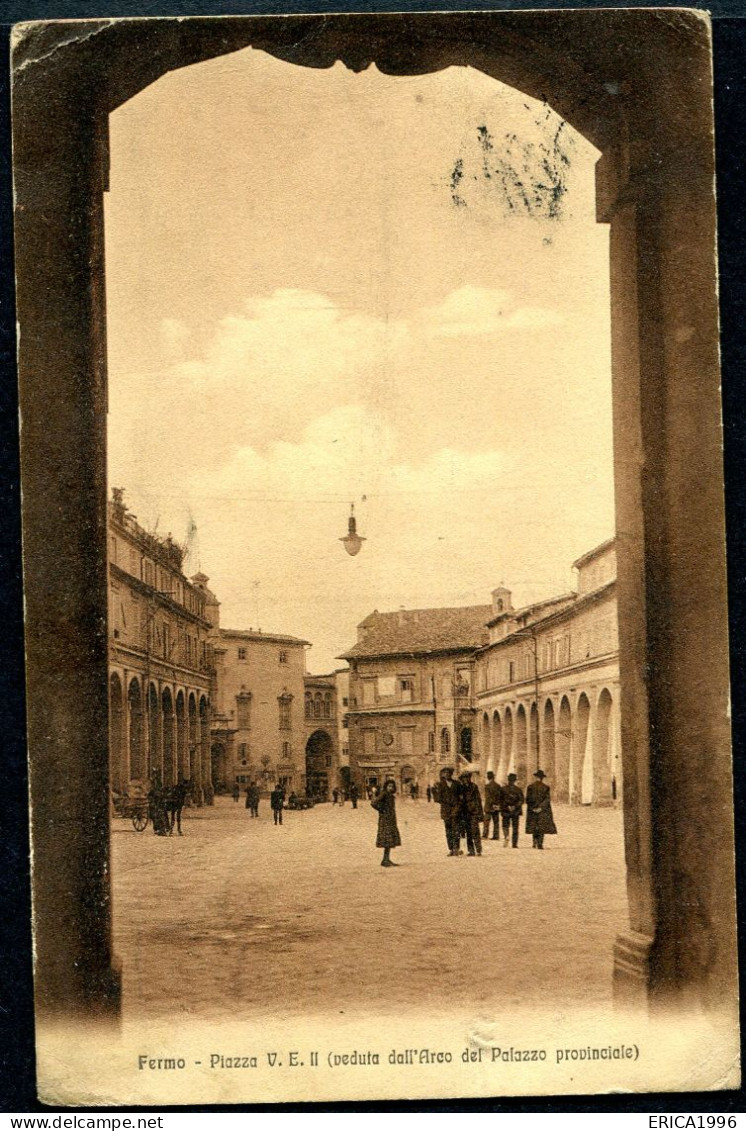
340 503 366 557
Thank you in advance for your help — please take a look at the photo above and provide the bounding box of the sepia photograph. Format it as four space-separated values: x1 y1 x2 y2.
10 8 740 1106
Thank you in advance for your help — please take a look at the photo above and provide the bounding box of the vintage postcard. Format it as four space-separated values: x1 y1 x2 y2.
12 9 740 1106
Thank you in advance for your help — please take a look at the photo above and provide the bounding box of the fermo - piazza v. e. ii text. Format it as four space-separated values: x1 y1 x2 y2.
137 1045 640 1072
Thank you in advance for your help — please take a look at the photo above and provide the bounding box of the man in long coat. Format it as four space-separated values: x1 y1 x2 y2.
525 769 557 849
483 771 503 841
500 773 524 848
439 767 463 856
458 770 484 856
270 783 285 826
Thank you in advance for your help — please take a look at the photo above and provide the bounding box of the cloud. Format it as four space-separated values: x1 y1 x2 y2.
424 284 563 337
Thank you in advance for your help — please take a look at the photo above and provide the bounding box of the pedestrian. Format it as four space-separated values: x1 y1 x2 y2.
147 775 169 836
371 778 401 867
332 787 339 806
525 769 557 849
270 782 285 825
350 782 359 809
483 771 503 840
501 773 524 848
426 784 432 803
458 770 484 856
232 781 240 803
409 782 417 802
438 767 463 856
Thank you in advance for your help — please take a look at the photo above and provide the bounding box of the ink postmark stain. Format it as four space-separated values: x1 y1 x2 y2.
448 103 574 219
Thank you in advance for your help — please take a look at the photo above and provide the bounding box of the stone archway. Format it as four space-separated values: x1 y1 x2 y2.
127 678 144 782
543 699 556 786
305 729 334 800
575 693 592 804
515 704 528 783
556 696 572 803
14 10 735 1020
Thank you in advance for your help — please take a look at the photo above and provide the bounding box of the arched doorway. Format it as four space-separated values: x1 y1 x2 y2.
147 683 160 783
529 702 539 773
175 691 187 782
543 699 556 786
127 678 144 782
492 711 502 779
515 704 528 783
595 688 615 805
481 712 491 771
575 693 591 805
109 674 124 792
556 696 572 802
200 697 212 803
501 707 513 781
305 730 334 800
161 688 175 788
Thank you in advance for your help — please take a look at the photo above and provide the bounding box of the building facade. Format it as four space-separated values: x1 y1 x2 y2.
107 489 215 803
475 540 621 804
303 673 338 799
210 627 309 794
342 541 621 804
340 606 490 795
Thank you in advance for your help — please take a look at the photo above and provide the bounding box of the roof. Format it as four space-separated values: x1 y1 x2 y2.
339 605 491 660
486 591 575 628
572 537 615 571
219 628 310 647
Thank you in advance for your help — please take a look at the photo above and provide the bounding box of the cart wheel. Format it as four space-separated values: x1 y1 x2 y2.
132 812 148 832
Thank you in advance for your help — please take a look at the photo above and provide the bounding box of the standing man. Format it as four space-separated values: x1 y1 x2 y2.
525 769 557 849
500 772 524 848
350 782 359 809
458 770 484 856
483 771 503 841
270 782 286 826
438 767 463 856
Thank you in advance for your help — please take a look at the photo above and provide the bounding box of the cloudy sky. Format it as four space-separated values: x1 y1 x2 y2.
105 47 614 673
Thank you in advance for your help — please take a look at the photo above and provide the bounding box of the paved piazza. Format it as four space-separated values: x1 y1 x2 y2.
112 796 628 1023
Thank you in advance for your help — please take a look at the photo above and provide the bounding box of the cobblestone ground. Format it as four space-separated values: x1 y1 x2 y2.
112 796 628 1023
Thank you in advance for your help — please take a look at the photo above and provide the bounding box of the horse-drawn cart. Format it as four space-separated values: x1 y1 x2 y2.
112 791 150 832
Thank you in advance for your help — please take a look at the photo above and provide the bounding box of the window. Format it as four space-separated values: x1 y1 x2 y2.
342 697 348 707
460 727 473 760
399 678 413 703
278 692 293 731
281 741 291 760
342 716 349 729
162 621 170 659
509 661 515 683
279 650 288 664
324 694 332 718
237 647 247 661
428 732 435 753
236 691 251 729
238 742 248 763
314 694 322 717
440 727 450 755
129 548 138 575
377 675 396 698
305 693 312 719
144 560 154 587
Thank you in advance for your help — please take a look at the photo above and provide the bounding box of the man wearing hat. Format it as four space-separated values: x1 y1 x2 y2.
458 769 484 856
500 773 524 848
483 771 503 841
525 769 557 849
438 767 463 856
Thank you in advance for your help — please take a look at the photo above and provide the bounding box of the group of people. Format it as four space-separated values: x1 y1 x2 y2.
371 766 557 867
241 781 288 824
332 784 359 808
